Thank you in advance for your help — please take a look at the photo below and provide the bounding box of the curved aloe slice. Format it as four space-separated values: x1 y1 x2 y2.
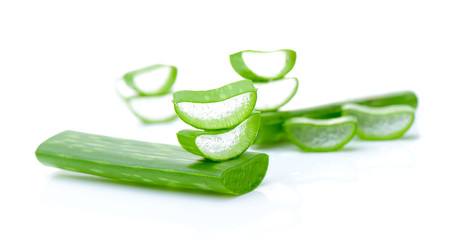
177 112 260 161
254 77 298 112
230 49 296 82
173 80 257 130
123 64 177 96
283 116 357 152
35 131 269 195
126 94 177 123
342 103 415 140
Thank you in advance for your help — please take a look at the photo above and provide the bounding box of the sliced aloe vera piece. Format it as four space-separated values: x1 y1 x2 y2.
35 131 269 195
342 103 415 140
177 112 260 161
283 116 357 152
173 80 257 130
123 64 177 96
254 77 298 112
254 91 418 145
126 94 177 123
230 49 296 82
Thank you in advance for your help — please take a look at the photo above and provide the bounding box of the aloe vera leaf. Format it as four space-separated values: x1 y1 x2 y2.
342 103 415 140
230 49 297 82
123 64 178 96
125 94 177 124
173 80 257 130
283 116 357 152
177 112 260 161
254 77 298 112
35 131 269 195
254 91 418 145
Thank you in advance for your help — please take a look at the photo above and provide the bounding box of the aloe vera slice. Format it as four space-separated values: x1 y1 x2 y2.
126 94 177 123
35 131 269 195
254 77 298 112
173 80 257 130
283 116 357 152
230 49 296 82
123 64 177 96
177 112 260 161
254 91 418 145
342 103 415 140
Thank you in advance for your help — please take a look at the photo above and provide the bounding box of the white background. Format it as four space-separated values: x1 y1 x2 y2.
1 0 458 239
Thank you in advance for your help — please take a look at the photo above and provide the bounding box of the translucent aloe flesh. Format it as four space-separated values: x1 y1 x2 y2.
254 91 418 145
173 80 257 130
342 103 415 140
177 112 260 161
283 116 357 152
126 94 177 124
254 77 298 112
230 49 296 82
123 64 177 96
35 131 269 195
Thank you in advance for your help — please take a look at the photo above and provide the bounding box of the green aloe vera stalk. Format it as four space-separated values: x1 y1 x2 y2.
177 112 260 161
254 91 418 145
342 103 415 140
283 116 357 152
254 77 298 112
230 49 297 82
35 131 269 195
125 94 177 124
173 80 257 130
123 64 177 96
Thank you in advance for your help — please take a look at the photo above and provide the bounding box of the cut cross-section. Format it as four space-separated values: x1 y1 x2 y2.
123 64 177 96
126 94 177 123
230 49 296 82
283 116 357 152
254 77 298 112
173 80 257 130
342 103 415 140
177 112 260 161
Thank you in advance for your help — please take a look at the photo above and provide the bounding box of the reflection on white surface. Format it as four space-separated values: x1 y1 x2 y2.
40 172 300 231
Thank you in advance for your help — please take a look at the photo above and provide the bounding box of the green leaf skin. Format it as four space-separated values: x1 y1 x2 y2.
230 49 296 82
283 116 357 152
173 80 257 130
342 104 415 140
254 77 299 112
254 91 418 145
35 131 269 195
177 112 260 161
125 94 178 124
123 64 178 96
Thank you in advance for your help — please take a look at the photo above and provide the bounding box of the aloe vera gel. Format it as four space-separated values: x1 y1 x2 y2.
173 80 262 161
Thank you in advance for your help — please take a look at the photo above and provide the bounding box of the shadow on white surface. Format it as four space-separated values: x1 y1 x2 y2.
40 171 300 228
261 132 418 185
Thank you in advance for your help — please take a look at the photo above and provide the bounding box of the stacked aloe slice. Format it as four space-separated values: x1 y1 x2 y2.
173 80 261 161
116 64 178 123
230 49 299 112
